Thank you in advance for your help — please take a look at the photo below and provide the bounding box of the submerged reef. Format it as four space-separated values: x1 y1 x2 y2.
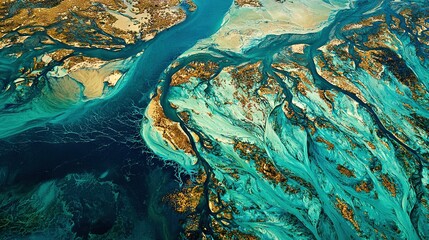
0 170 182 239
0 173 134 239
142 0 429 239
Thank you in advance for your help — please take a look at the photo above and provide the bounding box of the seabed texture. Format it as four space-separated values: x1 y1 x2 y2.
0 0 429 239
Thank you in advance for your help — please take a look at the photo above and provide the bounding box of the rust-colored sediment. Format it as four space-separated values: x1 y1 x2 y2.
234 141 287 184
166 185 203 213
171 61 219 86
0 0 186 49
234 0 262 7
336 198 360 231
381 174 397 197
355 181 373 193
316 136 335 150
336 164 356 178
147 88 195 154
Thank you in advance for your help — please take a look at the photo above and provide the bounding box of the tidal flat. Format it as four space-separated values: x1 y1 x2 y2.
1 0 429 239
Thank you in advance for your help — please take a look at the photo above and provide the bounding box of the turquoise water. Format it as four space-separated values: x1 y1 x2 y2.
0 0 232 239
141 0 429 239
0 0 232 139
2 0 429 239
130 0 233 93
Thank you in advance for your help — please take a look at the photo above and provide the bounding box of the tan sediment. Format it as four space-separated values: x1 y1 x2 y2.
258 76 283 96
186 0 197 11
0 0 16 20
318 90 334 110
48 49 75 62
366 141 376 150
166 185 203 213
110 10 149 33
234 141 288 185
381 174 397 197
166 170 259 239
69 69 108 98
0 36 29 49
336 164 355 178
355 48 384 80
212 220 260 240
104 70 122 87
316 56 366 103
63 56 107 70
48 76 81 103
355 181 373 193
316 136 335 150
290 44 307 54
364 23 398 50
0 0 186 49
62 56 124 98
171 61 219 86
140 6 186 41
164 172 207 213
147 88 195 155
343 15 385 31
336 198 360 231
234 0 262 7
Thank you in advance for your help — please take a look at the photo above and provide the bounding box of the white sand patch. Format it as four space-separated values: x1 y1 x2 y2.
109 10 150 33
69 69 109 98
187 0 352 53
291 44 307 54
68 59 106 72
104 71 123 87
